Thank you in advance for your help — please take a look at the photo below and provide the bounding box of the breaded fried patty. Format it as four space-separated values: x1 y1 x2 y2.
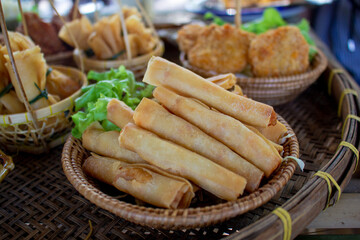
249 26 309 77
188 24 255 74
177 24 205 53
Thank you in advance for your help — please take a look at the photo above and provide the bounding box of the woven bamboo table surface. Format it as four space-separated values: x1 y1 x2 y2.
0 43 356 240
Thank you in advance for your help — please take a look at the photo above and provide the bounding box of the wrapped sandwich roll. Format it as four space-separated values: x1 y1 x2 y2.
107 99 135 128
83 154 195 209
133 98 263 192
83 122 145 164
4 46 49 110
119 123 247 201
153 86 282 177
143 56 276 127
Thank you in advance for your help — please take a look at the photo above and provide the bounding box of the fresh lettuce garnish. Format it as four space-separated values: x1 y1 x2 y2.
71 66 154 138
203 12 226 26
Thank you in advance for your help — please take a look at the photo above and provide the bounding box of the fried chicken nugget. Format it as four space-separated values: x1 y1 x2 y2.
249 26 309 77
188 24 255 74
177 24 205 53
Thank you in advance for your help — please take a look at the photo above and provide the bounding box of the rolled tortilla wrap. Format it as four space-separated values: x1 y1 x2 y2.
82 122 145 164
119 123 247 201
143 56 276 127
107 98 135 128
153 86 282 177
83 154 194 208
133 98 263 192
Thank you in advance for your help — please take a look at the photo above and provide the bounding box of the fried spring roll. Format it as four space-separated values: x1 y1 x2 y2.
133 98 263 192
82 122 145 163
254 121 288 144
83 154 194 208
153 86 282 177
107 99 135 128
119 123 247 201
143 56 276 127
246 125 283 154
206 73 236 89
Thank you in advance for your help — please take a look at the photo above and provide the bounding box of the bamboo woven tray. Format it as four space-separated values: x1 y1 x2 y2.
180 50 328 106
61 115 298 229
0 42 359 239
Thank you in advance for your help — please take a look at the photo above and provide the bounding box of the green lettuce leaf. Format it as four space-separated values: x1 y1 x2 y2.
71 66 154 138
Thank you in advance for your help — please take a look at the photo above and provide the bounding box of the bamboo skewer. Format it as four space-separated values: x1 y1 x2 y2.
235 0 242 28
135 0 159 40
116 0 133 63
92 0 99 22
73 0 80 21
17 0 29 36
0 0 47 150
48 0 84 74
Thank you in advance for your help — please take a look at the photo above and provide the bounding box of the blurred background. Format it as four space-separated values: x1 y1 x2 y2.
1 0 359 84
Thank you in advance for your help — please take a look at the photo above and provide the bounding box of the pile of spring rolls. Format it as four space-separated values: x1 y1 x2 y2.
82 56 289 209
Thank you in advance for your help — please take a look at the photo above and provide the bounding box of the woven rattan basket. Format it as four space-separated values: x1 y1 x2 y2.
180 49 328 106
0 66 87 154
71 0 164 78
61 114 299 229
73 40 164 78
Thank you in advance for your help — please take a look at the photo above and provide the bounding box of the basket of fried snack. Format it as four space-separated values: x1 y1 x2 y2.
0 7 86 154
178 8 327 106
59 3 164 79
13 4 82 66
62 56 301 229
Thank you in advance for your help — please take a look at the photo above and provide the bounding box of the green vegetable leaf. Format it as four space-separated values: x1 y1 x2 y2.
72 65 154 138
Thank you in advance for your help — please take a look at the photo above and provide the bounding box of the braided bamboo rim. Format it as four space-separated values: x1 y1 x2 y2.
180 50 328 105
61 114 299 229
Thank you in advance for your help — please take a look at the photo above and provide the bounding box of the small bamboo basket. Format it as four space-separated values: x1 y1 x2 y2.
61 114 299 229
0 1 87 154
72 0 164 78
180 50 328 106
179 0 327 106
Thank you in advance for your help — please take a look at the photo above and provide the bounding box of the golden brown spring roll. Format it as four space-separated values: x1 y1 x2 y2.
143 56 276 127
206 73 236 89
232 84 244 96
82 122 145 164
107 99 135 128
254 120 288 144
83 154 194 208
133 98 263 192
153 86 282 177
119 123 247 201
246 125 283 154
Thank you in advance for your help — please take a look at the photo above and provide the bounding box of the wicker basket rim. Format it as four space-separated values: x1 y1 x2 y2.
73 40 164 66
0 65 87 125
180 49 328 83
61 114 299 229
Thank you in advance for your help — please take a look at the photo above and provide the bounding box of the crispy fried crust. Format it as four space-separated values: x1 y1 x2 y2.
187 24 255 74
176 24 205 53
249 26 309 77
